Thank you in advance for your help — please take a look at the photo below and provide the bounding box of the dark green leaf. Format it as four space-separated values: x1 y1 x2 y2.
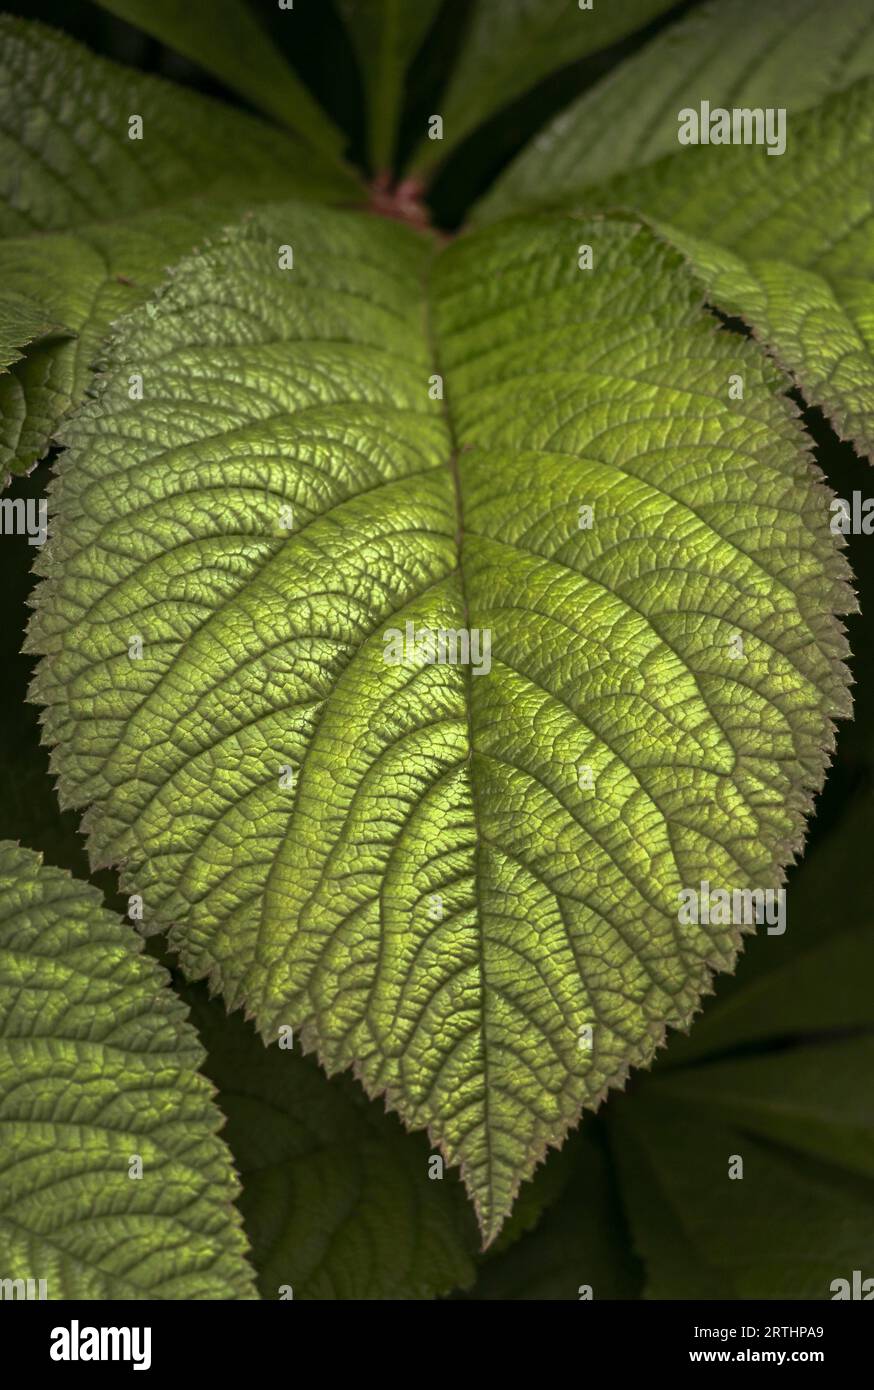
407 0 677 177
91 0 347 160
339 0 442 171
478 0 874 222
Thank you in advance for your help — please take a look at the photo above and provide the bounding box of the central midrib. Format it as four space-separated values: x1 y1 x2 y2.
421 245 498 1239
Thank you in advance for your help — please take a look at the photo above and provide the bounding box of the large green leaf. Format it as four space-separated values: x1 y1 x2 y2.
29 202 852 1242
183 981 478 1299
406 0 677 176
339 0 442 172
0 842 255 1298
0 18 359 479
91 0 346 160
477 0 874 223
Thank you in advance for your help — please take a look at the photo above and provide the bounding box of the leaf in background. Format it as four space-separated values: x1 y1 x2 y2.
477 0 874 224
652 1036 874 1184
478 58 874 462
29 203 852 1242
466 1122 643 1299
0 842 255 1298
0 17 360 479
183 982 478 1299
338 0 442 172
660 790 874 1065
91 0 347 161
595 80 874 462
406 0 678 177
608 808 874 1300
0 468 92 876
0 291 70 374
0 19 356 238
610 1081 874 1298
0 209 265 481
